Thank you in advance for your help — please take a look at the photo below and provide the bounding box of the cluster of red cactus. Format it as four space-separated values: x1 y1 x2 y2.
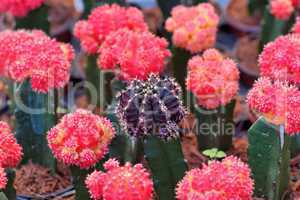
74 4 147 54
176 156 254 200
98 29 171 81
0 30 74 93
0 122 23 189
47 109 115 169
248 33 300 135
186 48 239 109
85 159 153 200
74 4 169 80
165 3 219 53
0 0 44 17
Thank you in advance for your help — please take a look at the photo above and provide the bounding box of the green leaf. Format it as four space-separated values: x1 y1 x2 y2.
143 136 187 200
215 151 226 158
203 148 226 159
202 148 218 158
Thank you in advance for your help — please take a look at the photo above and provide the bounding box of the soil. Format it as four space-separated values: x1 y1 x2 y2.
15 161 72 199
236 36 260 75
227 0 261 26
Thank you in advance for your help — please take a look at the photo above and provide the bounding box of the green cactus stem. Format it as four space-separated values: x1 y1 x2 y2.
15 5 50 33
171 47 192 106
247 1 295 51
194 100 235 151
83 0 96 19
143 136 188 200
70 166 93 200
248 117 290 199
248 0 268 15
0 192 8 200
15 80 56 171
3 169 16 200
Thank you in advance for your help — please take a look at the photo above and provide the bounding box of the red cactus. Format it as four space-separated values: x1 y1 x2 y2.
165 3 219 53
176 156 254 200
186 49 239 109
74 4 147 54
247 77 300 135
259 34 300 84
0 0 44 17
47 109 115 169
0 121 23 168
98 29 170 81
270 0 294 20
0 30 74 93
86 159 153 200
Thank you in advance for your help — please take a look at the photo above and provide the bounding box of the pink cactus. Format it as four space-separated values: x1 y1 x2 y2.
165 3 219 53
86 159 153 200
47 109 115 169
186 49 239 109
176 156 254 200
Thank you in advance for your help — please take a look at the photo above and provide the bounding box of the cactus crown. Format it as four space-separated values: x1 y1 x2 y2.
116 74 186 140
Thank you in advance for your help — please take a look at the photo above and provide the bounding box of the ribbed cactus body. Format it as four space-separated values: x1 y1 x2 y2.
117 74 186 140
248 117 290 199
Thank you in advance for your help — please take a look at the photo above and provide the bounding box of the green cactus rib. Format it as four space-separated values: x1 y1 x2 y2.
15 80 56 171
194 100 235 151
248 117 290 199
143 136 188 200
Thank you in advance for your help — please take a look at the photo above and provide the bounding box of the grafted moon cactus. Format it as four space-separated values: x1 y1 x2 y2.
116 74 186 140
85 159 153 200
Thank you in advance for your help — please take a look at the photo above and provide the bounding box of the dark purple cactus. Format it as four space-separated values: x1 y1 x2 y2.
116 74 186 140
